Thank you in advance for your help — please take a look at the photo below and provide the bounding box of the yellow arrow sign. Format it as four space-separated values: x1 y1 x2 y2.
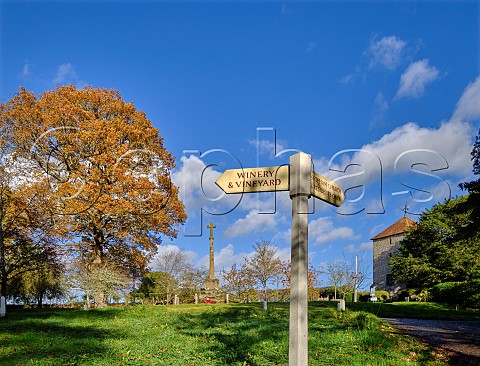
215 165 289 194
310 171 345 207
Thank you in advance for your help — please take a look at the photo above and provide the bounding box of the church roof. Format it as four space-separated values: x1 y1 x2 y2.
371 216 417 240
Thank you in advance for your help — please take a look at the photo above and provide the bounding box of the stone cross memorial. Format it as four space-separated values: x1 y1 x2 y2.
216 152 345 366
205 222 220 290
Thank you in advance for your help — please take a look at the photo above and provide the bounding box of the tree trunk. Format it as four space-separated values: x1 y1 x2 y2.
92 229 107 308
166 287 171 305
37 295 43 308
0 230 6 298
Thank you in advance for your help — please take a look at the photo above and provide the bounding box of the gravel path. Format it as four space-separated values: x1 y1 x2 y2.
382 318 480 365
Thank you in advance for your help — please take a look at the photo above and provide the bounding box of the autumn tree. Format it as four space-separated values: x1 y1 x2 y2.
1 110 59 300
220 262 255 301
279 260 321 301
245 240 282 300
279 260 321 289
180 266 208 300
2 85 187 307
0 157 58 299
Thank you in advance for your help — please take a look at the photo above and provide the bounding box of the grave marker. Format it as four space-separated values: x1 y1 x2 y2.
0 296 5 317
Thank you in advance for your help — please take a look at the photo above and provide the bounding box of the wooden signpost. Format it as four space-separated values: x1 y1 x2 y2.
215 152 344 366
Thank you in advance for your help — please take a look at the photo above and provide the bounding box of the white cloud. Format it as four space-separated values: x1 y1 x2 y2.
198 242 290 274
395 59 439 99
275 245 291 263
327 77 479 210
451 75 480 123
309 217 355 245
329 120 473 189
346 242 373 253
149 244 197 271
248 138 289 157
224 209 279 238
52 63 78 84
340 73 354 84
171 155 249 217
368 35 407 70
306 41 317 53
197 243 251 272
360 242 373 251
370 91 389 129
22 61 30 77
172 154 281 219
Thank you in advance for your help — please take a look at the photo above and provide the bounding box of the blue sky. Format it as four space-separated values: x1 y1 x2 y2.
2 1 480 289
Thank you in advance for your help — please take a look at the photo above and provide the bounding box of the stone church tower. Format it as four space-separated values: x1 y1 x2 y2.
371 216 417 293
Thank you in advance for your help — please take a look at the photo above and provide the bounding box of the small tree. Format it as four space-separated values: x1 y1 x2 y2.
69 258 130 307
326 260 344 299
138 271 175 303
326 255 369 301
279 260 321 301
244 240 282 301
10 262 65 307
220 262 254 302
153 247 194 304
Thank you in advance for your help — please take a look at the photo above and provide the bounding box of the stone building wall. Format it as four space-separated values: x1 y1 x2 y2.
373 233 405 293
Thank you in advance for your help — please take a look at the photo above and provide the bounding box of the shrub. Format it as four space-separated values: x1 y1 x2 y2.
416 288 430 302
396 289 416 301
358 292 371 302
431 280 480 309
350 312 378 330
375 290 390 302
343 292 354 302
319 286 335 299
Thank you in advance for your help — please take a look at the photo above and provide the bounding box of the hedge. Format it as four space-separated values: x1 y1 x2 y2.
431 280 480 309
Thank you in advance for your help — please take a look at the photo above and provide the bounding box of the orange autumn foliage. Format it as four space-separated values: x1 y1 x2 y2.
1 85 186 278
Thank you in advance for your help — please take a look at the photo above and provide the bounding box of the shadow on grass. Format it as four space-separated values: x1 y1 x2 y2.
174 303 290 365
0 308 120 366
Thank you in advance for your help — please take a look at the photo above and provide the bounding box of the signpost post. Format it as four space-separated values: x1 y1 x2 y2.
215 152 344 366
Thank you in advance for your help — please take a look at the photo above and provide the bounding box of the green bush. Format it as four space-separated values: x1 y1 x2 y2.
350 311 378 330
358 292 371 302
375 290 390 302
396 288 417 301
343 292 354 302
319 286 335 299
431 280 480 309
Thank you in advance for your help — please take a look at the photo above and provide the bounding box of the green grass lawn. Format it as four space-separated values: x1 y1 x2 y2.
0 301 469 366
346 301 480 320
